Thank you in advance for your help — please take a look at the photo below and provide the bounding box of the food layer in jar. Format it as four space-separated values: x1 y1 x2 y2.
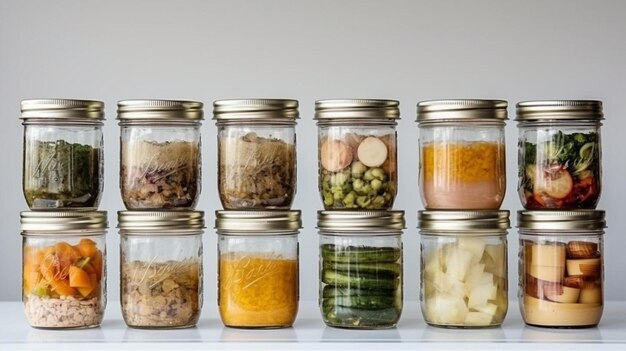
519 131 600 209
219 132 295 209
23 239 104 328
522 240 602 327
23 140 102 209
319 133 396 210
320 244 402 328
421 142 505 209
219 254 298 328
422 237 507 327
121 140 199 209
121 259 201 328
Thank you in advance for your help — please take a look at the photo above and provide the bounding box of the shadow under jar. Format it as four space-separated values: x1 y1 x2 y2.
417 99 507 210
117 100 203 210
516 101 603 210
418 210 510 328
317 210 405 329
118 210 205 329
314 99 399 210
214 99 298 210
216 210 301 328
518 210 605 328
21 99 104 210
21 211 108 329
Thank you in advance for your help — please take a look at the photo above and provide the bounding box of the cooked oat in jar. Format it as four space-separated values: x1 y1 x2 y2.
118 210 205 329
117 99 203 210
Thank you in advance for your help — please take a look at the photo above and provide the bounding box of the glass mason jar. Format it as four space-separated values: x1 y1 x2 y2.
118 211 205 329
317 210 405 329
21 211 108 329
117 100 203 210
315 99 399 210
21 99 104 210
518 210 605 328
216 210 301 328
417 99 507 210
516 101 603 209
213 99 298 210
418 210 510 328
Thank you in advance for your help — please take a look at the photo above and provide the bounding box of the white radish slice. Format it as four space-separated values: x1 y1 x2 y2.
357 137 388 167
320 139 352 172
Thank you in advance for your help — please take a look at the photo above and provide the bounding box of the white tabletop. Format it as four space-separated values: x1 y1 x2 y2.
2 301 625 350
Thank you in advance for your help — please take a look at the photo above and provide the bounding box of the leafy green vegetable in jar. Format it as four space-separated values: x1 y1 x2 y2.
519 131 600 209
219 132 295 209
23 140 102 209
320 244 402 328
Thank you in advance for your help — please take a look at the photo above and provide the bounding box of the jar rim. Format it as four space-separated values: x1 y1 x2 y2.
317 210 405 234
416 99 508 123
118 210 205 232
117 99 204 123
517 210 606 232
515 100 604 122
314 99 400 124
20 210 108 232
213 98 299 124
215 210 302 235
418 210 510 232
21 98 105 124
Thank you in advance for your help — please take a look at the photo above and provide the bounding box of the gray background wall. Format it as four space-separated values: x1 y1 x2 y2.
1 0 625 313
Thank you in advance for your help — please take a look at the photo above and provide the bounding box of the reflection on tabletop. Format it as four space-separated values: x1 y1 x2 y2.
321 326 401 342
27 327 105 343
421 325 505 342
219 326 297 342
521 325 602 342
123 326 201 342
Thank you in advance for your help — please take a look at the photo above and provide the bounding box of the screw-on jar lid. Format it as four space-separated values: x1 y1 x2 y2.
416 99 508 124
20 211 108 233
516 100 603 122
215 210 302 235
314 99 400 125
317 210 405 235
418 210 510 234
117 99 204 124
20 99 105 124
213 99 299 125
517 210 606 232
118 211 205 235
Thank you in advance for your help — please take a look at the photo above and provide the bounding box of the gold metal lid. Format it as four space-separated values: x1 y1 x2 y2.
314 99 400 125
215 210 302 235
517 210 606 232
20 211 108 233
418 210 510 234
118 211 205 234
516 100 604 122
317 210 405 234
117 99 204 124
416 99 508 123
20 99 105 124
213 99 299 125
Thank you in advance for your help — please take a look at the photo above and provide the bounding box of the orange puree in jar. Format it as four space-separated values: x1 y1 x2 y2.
219 254 298 328
421 142 505 209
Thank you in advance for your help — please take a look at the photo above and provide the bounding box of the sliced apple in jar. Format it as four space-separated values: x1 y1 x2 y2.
534 167 573 200
357 136 388 168
320 139 353 172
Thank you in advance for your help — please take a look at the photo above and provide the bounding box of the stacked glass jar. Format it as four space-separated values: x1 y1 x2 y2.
314 99 405 329
516 100 606 328
213 99 301 328
20 99 108 329
117 100 205 328
416 99 510 328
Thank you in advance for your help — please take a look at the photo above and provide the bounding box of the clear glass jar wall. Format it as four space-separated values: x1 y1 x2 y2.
518 210 605 328
118 211 205 329
315 100 399 210
21 99 104 210
214 99 299 210
21 211 108 329
419 210 510 328
417 100 507 210
118 100 203 210
516 101 603 210
216 211 301 328
318 211 404 329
